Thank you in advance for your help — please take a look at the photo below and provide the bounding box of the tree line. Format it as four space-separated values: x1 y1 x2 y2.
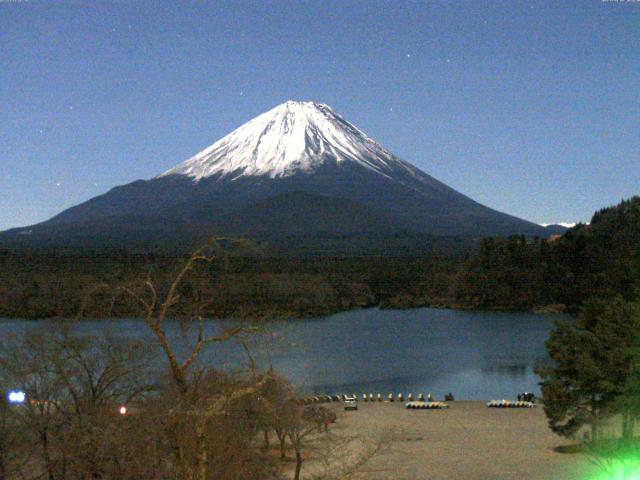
0 196 638 320
458 197 640 311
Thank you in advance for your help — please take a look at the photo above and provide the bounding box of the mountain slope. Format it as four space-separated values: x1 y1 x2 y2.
215 191 403 237
1 101 557 252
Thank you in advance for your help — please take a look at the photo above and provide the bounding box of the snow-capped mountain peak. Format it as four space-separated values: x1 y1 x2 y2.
5 101 553 245
159 101 407 181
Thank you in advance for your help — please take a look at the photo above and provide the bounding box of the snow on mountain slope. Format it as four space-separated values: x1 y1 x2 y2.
159 101 418 181
541 222 578 228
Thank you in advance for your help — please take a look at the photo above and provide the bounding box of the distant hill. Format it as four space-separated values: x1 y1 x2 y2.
455 196 640 310
552 196 640 304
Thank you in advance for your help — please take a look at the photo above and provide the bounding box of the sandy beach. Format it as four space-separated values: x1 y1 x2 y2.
298 401 599 480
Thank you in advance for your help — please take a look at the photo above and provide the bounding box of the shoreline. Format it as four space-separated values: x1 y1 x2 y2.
0 301 570 322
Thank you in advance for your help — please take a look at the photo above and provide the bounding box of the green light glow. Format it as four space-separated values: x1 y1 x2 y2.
589 459 640 480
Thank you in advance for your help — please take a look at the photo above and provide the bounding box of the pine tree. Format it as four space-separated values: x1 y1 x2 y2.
537 298 640 440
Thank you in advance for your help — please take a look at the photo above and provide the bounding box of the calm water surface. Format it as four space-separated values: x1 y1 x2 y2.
0 308 565 400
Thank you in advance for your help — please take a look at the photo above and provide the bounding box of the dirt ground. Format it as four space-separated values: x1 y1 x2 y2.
299 401 601 480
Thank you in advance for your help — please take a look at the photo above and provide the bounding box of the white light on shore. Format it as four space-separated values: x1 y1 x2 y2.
8 391 25 404
119 406 127 415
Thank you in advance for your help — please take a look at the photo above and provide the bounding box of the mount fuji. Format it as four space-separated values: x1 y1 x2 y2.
1 101 560 252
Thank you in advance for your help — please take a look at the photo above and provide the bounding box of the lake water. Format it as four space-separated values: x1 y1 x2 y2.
0 308 565 400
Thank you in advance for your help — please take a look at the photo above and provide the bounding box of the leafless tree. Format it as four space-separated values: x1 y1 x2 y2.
0 395 28 480
287 406 320 480
108 238 258 391
0 238 345 480
0 322 154 480
103 237 279 480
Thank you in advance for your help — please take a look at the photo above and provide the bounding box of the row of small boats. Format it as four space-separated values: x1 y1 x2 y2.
486 400 535 408
405 401 450 409
297 394 536 408
298 394 346 405
298 393 436 404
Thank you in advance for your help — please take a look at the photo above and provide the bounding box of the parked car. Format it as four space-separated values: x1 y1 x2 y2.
344 395 358 411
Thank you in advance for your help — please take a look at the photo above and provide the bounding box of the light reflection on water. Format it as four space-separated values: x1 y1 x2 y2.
0 308 566 400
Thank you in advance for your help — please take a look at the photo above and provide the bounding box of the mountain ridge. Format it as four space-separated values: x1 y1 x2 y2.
0 101 563 253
